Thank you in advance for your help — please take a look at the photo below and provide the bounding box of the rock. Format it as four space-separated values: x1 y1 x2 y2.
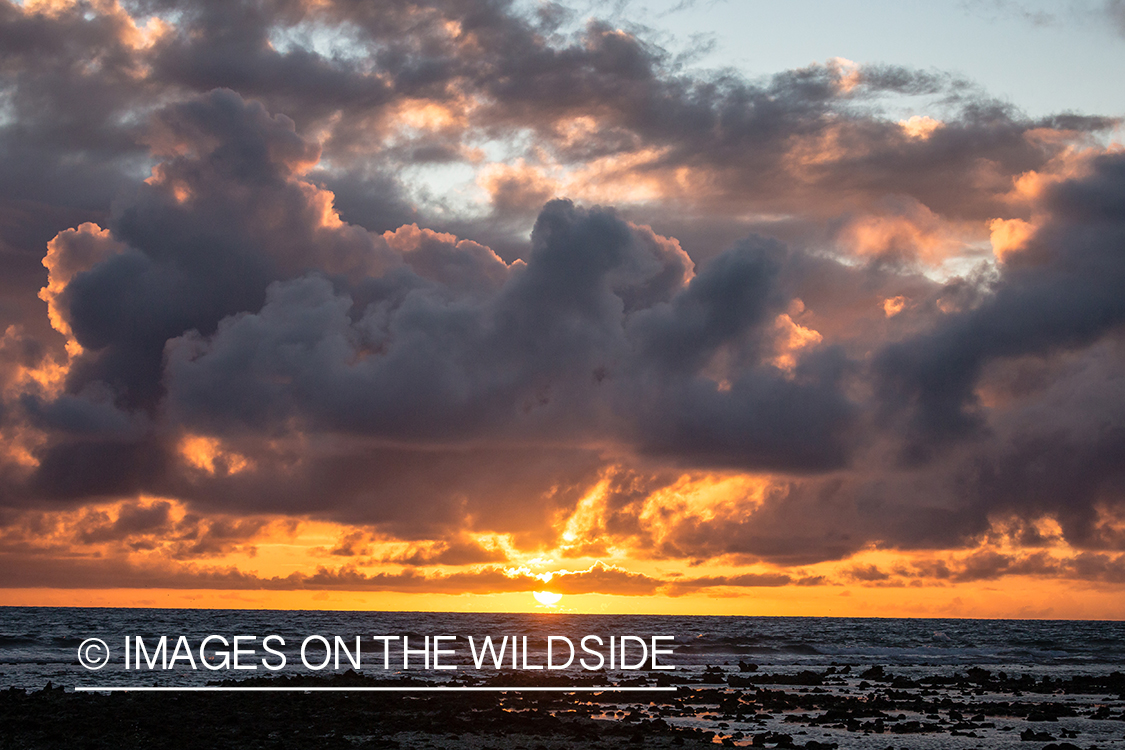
1019 728 1054 741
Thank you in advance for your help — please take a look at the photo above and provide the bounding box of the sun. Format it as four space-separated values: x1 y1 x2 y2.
533 591 563 607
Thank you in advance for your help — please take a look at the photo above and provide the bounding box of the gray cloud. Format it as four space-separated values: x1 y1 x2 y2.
875 153 1125 450
1106 0 1125 36
0 0 1122 583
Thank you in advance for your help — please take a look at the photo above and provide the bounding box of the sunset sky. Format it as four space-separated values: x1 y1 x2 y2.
2 0 1125 618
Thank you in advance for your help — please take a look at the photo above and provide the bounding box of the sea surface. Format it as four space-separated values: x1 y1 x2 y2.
4 608 1125 748
2 607 1123 689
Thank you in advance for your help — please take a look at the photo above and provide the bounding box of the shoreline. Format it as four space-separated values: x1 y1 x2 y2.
4 667 1123 749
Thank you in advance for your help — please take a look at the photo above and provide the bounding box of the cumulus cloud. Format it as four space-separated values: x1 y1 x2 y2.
0 0 1123 602
875 153 1125 453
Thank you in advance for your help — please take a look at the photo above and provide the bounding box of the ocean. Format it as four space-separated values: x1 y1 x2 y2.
3 607 1124 748
3 608 1124 689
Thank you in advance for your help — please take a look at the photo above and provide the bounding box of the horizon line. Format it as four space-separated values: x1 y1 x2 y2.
5 604 1119 622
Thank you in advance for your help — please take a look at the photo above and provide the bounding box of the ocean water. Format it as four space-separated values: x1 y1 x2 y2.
2 607 1124 689
4 608 1125 748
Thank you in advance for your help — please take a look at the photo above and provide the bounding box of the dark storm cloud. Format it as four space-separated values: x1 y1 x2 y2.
960 423 1125 550
875 152 1125 451
0 83 853 545
144 0 395 117
20 392 147 437
449 20 1114 228
28 438 170 501
159 190 850 469
60 88 395 410
168 444 608 544
71 97 839 476
309 167 422 234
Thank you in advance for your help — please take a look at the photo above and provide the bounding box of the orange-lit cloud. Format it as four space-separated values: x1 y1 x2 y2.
770 304 823 372
835 201 977 265
883 295 908 317
988 217 1035 261
898 115 943 140
180 435 252 475
39 222 126 359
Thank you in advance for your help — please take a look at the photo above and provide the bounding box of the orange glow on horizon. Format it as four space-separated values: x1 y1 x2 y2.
3 491 1125 620
3 578 1125 619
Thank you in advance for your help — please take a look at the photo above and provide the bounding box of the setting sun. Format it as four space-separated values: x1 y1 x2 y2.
533 591 563 607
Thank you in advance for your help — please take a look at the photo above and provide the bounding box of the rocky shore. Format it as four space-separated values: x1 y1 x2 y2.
2 666 1124 749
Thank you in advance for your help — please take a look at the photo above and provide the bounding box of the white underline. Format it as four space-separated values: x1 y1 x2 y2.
74 685 677 693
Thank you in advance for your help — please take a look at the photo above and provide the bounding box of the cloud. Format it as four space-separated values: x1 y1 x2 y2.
6 85 1124 569
0 498 276 561
135 136 847 478
0 548 668 595
1106 0 1125 36
662 572 792 597
0 0 1122 603
875 152 1125 457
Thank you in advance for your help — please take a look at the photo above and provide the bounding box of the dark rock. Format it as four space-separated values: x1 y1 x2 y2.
1019 728 1055 741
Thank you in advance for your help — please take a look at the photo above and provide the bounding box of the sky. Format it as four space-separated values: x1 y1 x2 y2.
0 0 1124 618
621 0 1125 120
